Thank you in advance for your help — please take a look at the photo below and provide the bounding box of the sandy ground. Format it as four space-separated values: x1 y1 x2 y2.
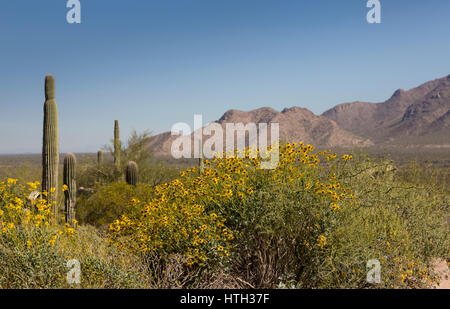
433 259 450 289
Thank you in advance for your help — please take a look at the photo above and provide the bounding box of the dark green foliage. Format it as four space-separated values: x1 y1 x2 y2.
76 182 155 229
42 74 59 215
126 161 138 186
63 153 77 224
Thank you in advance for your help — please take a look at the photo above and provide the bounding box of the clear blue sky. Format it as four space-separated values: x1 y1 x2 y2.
1 0 449 154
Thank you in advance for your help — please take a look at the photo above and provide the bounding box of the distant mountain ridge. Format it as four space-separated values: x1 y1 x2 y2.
147 107 372 156
148 74 450 156
322 74 450 145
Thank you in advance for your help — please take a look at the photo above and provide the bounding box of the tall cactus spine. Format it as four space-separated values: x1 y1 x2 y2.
63 153 77 225
114 120 120 169
126 161 138 186
42 74 59 215
97 150 103 166
96 150 103 183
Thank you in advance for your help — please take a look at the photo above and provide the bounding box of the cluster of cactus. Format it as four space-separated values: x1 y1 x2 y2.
40 75 149 224
42 75 77 224
113 121 139 186
42 75 59 215
63 153 77 224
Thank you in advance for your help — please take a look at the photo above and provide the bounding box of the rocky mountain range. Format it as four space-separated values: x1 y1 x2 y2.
148 74 450 156
322 74 450 145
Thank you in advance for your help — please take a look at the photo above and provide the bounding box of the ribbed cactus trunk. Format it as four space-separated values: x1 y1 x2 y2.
114 120 120 170
97 150 103 183
126 161 138 186
97 150 103 166
63 153 77 225
42 74 59 216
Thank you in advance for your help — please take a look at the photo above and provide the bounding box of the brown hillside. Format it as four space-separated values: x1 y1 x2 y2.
147 107 372 157
322 75 450 144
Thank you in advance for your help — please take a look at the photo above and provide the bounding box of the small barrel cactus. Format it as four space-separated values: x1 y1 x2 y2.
63 153 77 225
126 161 138 186
42 74 59 215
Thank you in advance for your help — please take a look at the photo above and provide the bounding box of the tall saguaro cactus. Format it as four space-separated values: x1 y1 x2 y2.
97 150 103 166
63 153 77 225
126 161 138 186
96 150 103 183
114 120 120 169
42 74 59 215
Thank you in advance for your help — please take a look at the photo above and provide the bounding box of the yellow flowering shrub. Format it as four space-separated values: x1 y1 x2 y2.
108 178 236 265
0 180 77 287
0 179 147 288
0 180 76 247
198 143 359 287
108 142 353 269
109 142 448 288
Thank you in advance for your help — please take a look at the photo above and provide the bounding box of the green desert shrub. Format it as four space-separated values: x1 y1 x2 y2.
297 152 449 288
76 182 155 229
